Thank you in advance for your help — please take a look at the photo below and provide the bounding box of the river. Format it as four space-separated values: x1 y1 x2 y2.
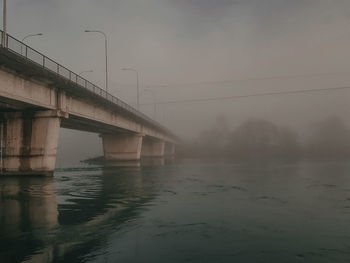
1 159 350 262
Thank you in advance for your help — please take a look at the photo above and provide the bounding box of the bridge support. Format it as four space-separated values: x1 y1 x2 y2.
101 133 143 161
141 138 165 158
165 142 176 156
0 110 64 176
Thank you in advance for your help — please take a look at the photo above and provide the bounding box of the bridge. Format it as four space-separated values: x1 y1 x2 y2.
0 31 179 176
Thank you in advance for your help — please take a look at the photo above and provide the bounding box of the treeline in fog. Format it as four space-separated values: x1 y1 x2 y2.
179 116 350 160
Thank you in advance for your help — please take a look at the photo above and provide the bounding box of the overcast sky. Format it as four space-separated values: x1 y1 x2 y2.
6 0 350 160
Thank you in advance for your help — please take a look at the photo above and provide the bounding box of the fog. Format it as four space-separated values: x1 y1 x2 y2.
179 115 350 160
7 0 350 160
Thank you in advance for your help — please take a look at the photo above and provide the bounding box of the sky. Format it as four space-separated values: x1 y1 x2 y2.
5 0 350 160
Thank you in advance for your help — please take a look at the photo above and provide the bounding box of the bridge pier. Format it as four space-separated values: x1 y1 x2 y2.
0 110 65 176
101 133 143 161
165 142 176 156
141 138 165 158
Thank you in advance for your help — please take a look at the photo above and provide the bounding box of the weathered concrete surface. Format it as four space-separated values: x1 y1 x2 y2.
0 69 56 110
0 110 64 176
101 133 143 161
141 138 165 157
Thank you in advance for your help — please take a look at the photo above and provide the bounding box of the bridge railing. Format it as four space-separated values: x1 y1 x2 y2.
0 31 173 136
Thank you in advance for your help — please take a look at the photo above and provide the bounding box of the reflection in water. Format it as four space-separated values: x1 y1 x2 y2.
2 160 350 262
141 156 176 167
51 167 158 263
0 165 163 263
141 157 165 167
0 177 58 262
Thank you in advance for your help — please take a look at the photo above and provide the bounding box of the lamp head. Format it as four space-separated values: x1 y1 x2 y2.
122 67 135 71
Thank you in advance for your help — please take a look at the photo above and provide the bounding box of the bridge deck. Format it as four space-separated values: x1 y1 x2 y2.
0 30 177 141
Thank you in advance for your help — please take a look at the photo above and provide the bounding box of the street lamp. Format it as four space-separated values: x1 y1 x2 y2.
122 67 139 111
2 0 6 47
21 33 43 55
21 33 43 42
79 70 93 76
84 30 108 93
144 87 157 119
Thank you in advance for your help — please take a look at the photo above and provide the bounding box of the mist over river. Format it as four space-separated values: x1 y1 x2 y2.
1 159 350 262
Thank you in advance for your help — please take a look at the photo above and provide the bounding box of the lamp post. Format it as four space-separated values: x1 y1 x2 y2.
21 33 43 42
122 67 139 110
144 87 157 119
21 33 43 55
2 0 6 47
79 70 93 76
84 30 108 93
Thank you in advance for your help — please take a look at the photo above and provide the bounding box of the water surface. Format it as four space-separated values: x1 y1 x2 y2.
1 159 350 262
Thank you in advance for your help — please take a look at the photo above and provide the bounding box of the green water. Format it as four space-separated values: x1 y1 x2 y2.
1 159 350 262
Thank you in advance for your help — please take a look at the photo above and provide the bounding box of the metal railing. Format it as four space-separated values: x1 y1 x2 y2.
0 31 173 136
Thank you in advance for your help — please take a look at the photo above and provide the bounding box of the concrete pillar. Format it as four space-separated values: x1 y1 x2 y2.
0 110 63 176
165 142 176 156
101 133 143 161
141 138 165 157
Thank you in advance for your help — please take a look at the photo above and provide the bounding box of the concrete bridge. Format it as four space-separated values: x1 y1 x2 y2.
0 31 179 176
